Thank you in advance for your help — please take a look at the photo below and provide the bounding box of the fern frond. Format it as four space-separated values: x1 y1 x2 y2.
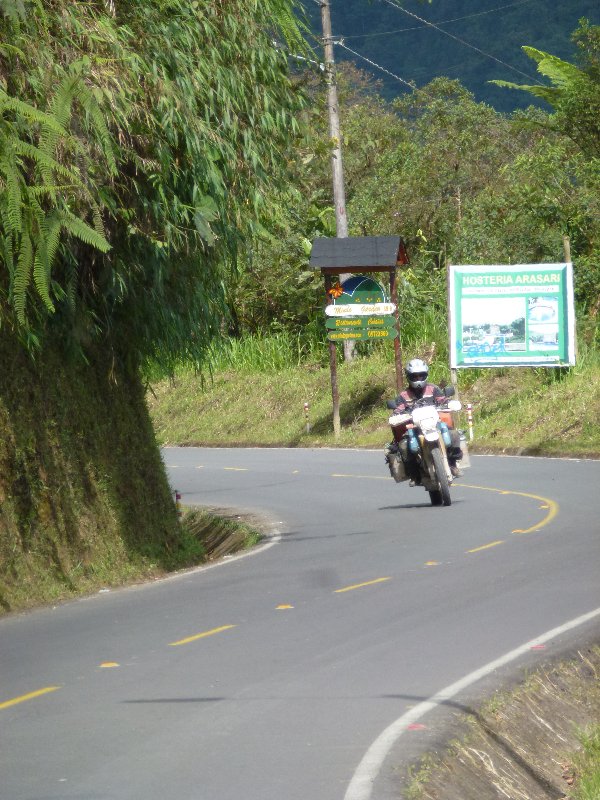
40 75 79 162
522 47 586 88
489 80 560 105
0 91 69 138
44 212 62 269
12 231 33 324
78 82 117 175
0 232 15 274
59 210 111 252
33 237 55 313
12 138 81 184
90 199 106 239
27 184 80 197
0 43 26 58
0 145 23 235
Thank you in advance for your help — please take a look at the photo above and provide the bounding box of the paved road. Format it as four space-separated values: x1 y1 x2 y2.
2 449 599 800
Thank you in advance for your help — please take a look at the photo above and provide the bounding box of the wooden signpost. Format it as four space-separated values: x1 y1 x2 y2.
309 236 409 437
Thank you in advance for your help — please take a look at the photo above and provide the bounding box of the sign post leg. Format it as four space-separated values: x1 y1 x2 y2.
324 274 341 438
389 268 403 394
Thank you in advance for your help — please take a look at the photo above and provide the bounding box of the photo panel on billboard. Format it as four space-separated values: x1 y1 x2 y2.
449 264 575 368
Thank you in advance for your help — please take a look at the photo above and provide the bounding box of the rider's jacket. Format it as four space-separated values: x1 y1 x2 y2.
393 383 445 414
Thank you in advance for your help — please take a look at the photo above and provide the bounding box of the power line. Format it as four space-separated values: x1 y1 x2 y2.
335 41 415 88
379 0 542 83
340 0 536 41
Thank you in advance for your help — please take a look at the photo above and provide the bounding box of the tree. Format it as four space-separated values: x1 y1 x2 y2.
0 0 307 371
492 20 600 159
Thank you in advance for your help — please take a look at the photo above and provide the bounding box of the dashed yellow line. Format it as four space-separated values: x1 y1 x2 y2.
332 474 559 536
0 686 60 710
467 540 505 554
334 577 391 594
460 484 559 534
169 624 236 647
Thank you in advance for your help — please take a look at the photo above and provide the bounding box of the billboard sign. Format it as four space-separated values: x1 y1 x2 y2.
449 264 575 368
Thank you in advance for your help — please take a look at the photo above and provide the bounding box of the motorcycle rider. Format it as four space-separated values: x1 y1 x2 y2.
386 358 463 478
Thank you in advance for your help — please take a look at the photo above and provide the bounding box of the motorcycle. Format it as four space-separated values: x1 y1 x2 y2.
385 387 468 507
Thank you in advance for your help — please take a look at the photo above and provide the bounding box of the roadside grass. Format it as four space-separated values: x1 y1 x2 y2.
148 333 600 458
573 725 600 800
180 507 262 560
403 647 600 800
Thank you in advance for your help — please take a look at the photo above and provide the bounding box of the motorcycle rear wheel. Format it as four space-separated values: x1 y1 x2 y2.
430 447 452 506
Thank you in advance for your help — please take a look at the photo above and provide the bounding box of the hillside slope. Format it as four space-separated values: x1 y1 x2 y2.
147 349 600 457
0 330 183 613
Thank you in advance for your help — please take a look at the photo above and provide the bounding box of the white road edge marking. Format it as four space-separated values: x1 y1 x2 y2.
344 606 600 800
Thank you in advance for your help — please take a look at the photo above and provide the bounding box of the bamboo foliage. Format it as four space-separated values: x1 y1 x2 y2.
0 0 306 368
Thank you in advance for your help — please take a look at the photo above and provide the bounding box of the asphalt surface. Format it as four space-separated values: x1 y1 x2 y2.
1 448 599 800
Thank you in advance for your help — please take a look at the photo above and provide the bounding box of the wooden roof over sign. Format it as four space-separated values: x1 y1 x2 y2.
309 236 408 272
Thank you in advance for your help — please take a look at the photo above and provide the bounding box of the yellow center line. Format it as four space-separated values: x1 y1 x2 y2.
467 540 505 554
332 475 559 535
460 483 559 534
0 686 60 710
334 577 391 594
169 624 236 647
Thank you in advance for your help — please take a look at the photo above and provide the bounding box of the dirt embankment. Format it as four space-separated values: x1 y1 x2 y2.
405 647 600 800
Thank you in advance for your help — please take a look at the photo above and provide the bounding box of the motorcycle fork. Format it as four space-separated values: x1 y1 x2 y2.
420 434 452 482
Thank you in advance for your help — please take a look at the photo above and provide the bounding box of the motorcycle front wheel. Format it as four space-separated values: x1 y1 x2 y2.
429 447 452 507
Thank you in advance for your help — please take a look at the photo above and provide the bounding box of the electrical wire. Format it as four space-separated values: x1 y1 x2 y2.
379 0 542 83
335 41 415 88
340 0 537 41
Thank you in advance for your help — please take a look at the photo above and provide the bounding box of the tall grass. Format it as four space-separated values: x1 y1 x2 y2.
204 305 452 377
207 330 323 373
573 725 600 800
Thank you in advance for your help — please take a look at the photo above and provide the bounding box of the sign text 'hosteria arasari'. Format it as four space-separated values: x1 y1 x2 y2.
449 264 576 368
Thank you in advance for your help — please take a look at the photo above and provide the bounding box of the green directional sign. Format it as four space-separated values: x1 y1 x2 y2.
326 315 396 330
327 328 399 342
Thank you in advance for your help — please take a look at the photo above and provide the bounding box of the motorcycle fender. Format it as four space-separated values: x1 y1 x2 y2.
422 438 452 485
424 431 438 443
419 441 435 479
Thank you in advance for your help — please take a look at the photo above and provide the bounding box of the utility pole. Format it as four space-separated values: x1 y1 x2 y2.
320 0 348 239
320 0 353 439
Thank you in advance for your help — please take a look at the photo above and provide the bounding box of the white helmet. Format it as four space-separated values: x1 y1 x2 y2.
406 358 429 390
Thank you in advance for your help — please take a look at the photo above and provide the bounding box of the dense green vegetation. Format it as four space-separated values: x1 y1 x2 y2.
0 0 306 611
153 18 600 458
0 0 305 368
303 0 600 111
229 21 599 353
